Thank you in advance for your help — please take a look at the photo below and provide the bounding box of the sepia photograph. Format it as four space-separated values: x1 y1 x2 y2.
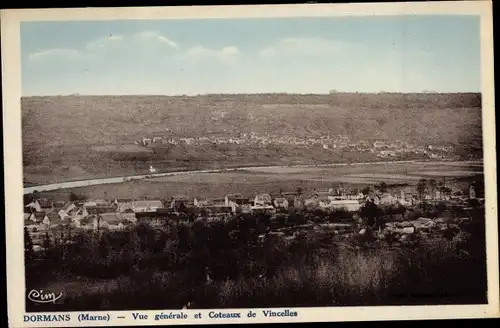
2 1 498 326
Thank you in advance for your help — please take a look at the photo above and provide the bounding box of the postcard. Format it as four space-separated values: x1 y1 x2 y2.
2 1 498 327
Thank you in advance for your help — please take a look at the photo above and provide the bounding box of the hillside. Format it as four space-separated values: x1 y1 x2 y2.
22 93 483 184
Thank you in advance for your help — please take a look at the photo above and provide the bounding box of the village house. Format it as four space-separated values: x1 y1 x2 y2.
27 212 50 225
282 191 300 197
25 198 54 213
204 206 233 217
193 197 211 207
290 195 306 209
318 196 332 209
304 195 320 208
170 196 192 210
312 189 331 198
225 193 245 206
75 217 97 230
253 193 273 207
280 191 302 207
129 200 163 213
24 217 46 233
53 200 66 209
86 205 117 216
397 190 413 206
83 199 110 208
25 200 42 213
25 212 51 232
225 193 251 213
97 213 135 231
57 202 78 220
120 213 137 223
378 150 397 158
250 205 276 215
38 198 54 212
114 198 134 212
72 206 90 218
273 197 289 209
212 197 227 207
327 199 362 212
373 141 387 149
378 193 398 205
48 213 71 230
69 214 85 228
439 187 452 200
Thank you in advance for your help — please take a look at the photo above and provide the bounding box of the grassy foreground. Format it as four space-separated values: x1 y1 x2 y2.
25 207 487 311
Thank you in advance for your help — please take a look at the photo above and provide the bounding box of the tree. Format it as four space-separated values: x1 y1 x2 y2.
24 193 34 206
24 227 34 263
360 200 380 228
361 186 371 195
417 178 427 200
42 232 51 250
42 232 52 261
69 192 86 202
428 179 438 194
380 182 388 193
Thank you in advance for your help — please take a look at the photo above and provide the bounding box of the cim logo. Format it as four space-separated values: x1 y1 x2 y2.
27 289 63 304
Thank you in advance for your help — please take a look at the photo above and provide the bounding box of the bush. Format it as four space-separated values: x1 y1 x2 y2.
69 192 87 202
28 210 487 311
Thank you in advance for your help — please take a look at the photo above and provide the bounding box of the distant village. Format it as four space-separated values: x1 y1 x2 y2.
135 133 456 160
24 179 482 252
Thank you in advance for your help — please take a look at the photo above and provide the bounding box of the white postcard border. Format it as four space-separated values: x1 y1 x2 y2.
2 1 498 327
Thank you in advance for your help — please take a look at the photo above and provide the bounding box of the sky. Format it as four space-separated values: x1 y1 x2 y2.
21 15 481 96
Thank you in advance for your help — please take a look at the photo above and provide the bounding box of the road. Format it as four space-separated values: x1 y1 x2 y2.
23 160 481 194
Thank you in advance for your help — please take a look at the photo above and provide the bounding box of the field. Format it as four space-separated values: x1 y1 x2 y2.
22 93 483 184
38 161 483 202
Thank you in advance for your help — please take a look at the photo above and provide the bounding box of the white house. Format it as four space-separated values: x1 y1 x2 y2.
83 199 109 208
130 200 163 213
225 194 251 213
25 200 42 213
304 196 320 208
273 197 289 209
57 209 69 220
27 212 50 225
115 199 163 212
61 202 77 214
254 193 273 207
330 200 362 211
194 197 210 207
378 193 398 205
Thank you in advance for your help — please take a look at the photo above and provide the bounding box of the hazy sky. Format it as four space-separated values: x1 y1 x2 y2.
21 15 481 96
